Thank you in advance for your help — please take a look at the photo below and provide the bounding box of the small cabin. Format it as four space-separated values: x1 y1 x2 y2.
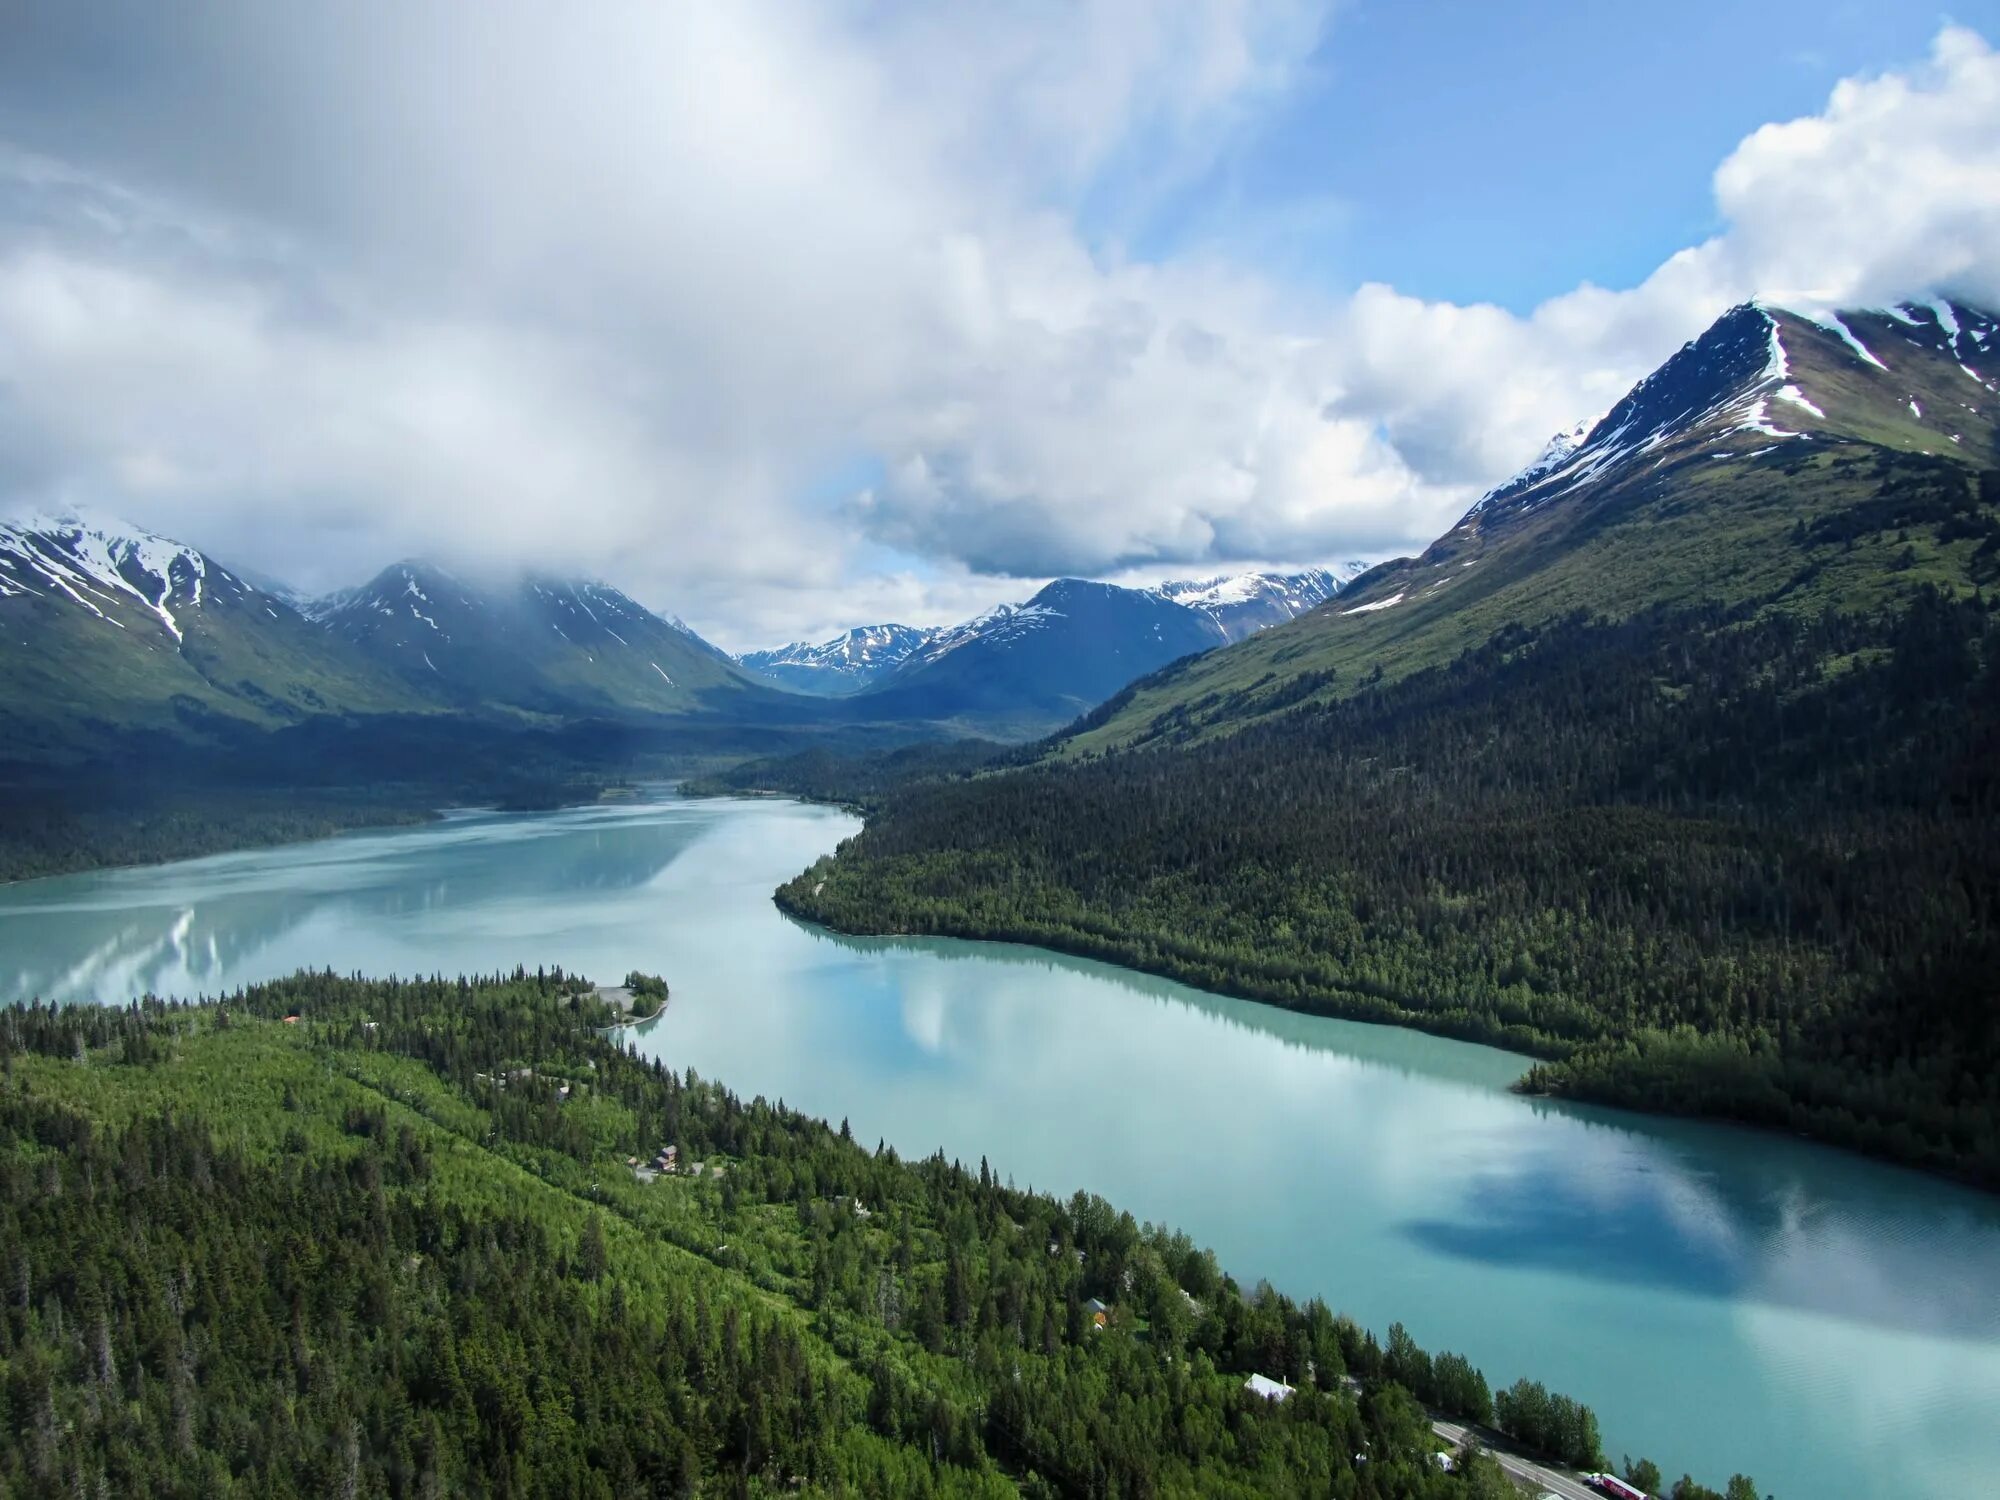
1244 1374 1294 1403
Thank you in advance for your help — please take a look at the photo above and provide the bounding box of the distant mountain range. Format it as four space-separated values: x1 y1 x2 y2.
737 567 1365 707
738 624 939 696
2 511 1366 772
830 578 1232 737
1149 566 1367 641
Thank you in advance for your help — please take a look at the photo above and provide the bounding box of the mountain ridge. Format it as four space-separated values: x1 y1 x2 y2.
1062 295 2000 755
738 567 1367 700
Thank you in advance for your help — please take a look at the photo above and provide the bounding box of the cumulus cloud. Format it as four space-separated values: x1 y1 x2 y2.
0 8 1994 646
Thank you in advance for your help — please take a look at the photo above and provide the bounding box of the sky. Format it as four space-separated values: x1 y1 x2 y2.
0 3 1997 650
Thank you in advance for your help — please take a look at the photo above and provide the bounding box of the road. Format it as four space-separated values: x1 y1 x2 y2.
1333 1374 1616 1499
1429 1416 1604 1500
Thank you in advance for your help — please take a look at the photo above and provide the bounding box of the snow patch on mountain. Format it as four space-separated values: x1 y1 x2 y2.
1775 384 1825 418
1802 309 1888 370
0 512 249 644
1150 566 1365 641
914 602 1061 667
1342 592 1405 616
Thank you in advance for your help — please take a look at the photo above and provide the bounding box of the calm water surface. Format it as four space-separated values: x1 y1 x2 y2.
2 793 1997 1499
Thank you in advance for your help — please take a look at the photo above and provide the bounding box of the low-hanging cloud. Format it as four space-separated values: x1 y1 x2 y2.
0 7 1994 647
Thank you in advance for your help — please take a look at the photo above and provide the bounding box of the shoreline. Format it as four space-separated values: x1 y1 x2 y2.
768 803 1999 1199
10 783 1988 1196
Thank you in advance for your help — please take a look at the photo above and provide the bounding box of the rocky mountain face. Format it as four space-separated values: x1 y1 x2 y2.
310 563 762 717
1151 566 1367 641
1063 296 2000 754
740 625 940 695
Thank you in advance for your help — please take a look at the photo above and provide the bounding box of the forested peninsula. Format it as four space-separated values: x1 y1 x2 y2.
759 587 2000 1189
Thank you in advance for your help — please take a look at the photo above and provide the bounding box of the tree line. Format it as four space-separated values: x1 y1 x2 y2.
776 586 2000 1186
0 973 1759 1496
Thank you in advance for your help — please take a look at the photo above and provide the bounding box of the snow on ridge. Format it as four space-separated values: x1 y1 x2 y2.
1761 319 1791 382
1464 416 1598 521
913 602 1060 667
1733 395 1806 442
0 511 222 644
1341 591 1405 616
1806 309 1889 370
743 623 938 674
1775 384 1825 419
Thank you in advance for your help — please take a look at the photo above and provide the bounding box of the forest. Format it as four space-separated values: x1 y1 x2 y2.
776 585 2000 1186
0 974 1761 1498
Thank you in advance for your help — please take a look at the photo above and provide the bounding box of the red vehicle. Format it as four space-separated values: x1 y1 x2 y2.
1590 1476 1652 1500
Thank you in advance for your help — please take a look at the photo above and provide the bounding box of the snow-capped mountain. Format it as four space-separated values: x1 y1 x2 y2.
1151 567 1367 642
846 578 1227 736
747 568 1369 716
0 514 434 762
740 624 940 696
1460 297 1999 532
311 562 760 714
0 511 267 645
1065 296 2000 753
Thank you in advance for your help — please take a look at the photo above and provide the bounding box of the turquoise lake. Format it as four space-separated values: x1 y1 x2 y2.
2 791 1996 1498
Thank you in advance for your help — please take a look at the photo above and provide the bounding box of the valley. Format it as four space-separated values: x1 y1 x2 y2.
751 300 2000 1187
9 13 1998 1498
3 791 1994 1498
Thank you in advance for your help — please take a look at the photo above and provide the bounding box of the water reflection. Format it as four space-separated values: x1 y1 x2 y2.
0 792 1996 1500
0 800 717 1004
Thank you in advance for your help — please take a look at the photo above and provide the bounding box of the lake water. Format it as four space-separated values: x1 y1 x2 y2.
3 792 1996 1498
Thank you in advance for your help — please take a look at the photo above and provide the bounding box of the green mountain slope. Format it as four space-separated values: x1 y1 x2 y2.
1066 299 1999 756
772 300 2000 1184
312 562 782 718
0 516 436 767
0 973 1756 1497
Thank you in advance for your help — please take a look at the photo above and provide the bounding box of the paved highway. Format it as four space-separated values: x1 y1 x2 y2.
1429 1416 1604 1500
1333 1374 1619 1500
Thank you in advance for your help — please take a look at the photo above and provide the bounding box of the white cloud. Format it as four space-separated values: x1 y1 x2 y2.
0 10 1994 646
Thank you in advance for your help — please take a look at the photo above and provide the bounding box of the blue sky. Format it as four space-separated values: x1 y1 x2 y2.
1107 1 1989 309
0 3 1996 647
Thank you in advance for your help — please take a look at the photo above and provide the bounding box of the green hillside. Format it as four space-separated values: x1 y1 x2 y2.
0 552 435 769
1066 302 1999 756
313 565 785 720
0 973 1768 1498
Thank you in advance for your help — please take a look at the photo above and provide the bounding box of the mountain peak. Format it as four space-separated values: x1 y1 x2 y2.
1150 567 1365 642
0 509 242 644
1463 295 2000 534
740 622 940 695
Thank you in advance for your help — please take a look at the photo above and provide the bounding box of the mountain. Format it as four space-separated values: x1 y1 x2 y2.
309 562 771 718
745 569 1361 700
771 296 2000 1185
739 623 940 695
845 578 1227 736
0 513 428 765
1150 566 1367 642
1067 296 2000 753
